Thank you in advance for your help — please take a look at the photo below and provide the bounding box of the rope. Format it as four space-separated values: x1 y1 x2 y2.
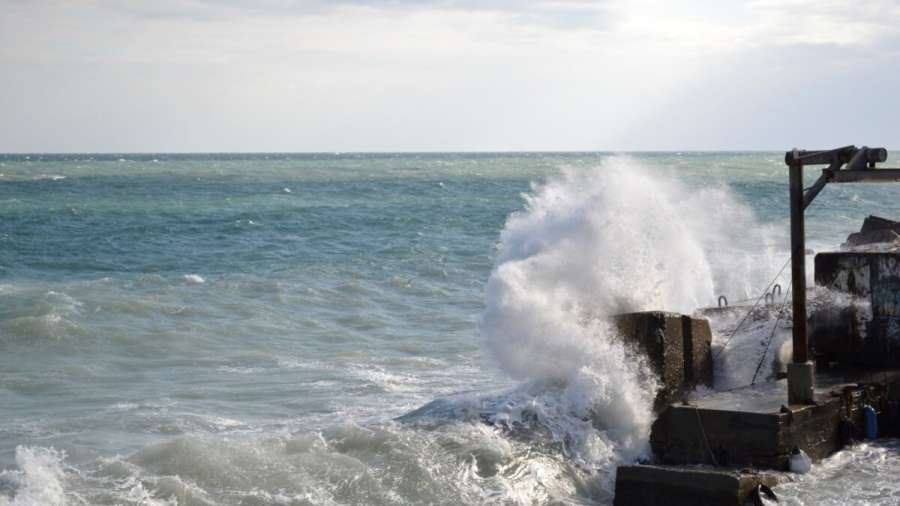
713 256 792 361
693 407 719 466
751 280 793 385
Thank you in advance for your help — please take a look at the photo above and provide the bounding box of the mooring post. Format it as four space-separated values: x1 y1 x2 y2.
787 154 815 404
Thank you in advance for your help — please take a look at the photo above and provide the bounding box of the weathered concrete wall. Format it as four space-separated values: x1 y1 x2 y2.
613 465 782 506
649 370 900 470
651 406 786 469
813 252 900 366
612 311 713 408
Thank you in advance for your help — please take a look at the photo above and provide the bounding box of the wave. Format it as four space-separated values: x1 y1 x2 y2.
479 157 783 482
0 447 67 506
0 156 795 505
0 410 614 505
0 289 85 344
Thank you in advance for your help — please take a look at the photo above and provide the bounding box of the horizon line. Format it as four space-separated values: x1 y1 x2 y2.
6 148 894 156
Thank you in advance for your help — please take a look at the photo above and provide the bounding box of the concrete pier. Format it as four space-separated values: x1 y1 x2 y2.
649 368 900 469
612 368 900 504
612 156 900 504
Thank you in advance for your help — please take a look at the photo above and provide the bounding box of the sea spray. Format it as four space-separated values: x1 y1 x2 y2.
0 447 68 506
480 157 782 468
3 152 855 505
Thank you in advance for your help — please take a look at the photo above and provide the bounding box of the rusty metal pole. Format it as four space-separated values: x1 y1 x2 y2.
787 156 814 404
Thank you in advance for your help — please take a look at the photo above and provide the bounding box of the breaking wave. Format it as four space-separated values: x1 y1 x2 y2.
0 447 68 506
479 157 782 479
0 155 794 505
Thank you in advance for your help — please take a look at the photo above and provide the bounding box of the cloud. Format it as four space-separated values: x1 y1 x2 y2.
94 0 616 30
609 0 900 52
745 0 900 47
0 0 898 151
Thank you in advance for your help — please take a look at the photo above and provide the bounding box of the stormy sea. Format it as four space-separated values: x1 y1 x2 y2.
1 152 899 505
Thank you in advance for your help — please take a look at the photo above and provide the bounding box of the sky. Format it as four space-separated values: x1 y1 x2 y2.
1 0 899 152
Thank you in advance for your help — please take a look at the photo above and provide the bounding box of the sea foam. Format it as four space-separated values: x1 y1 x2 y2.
181 274 205 284
0 447 68 506
480 156 780 468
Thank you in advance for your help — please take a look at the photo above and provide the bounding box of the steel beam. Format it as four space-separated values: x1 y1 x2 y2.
784 146 856 166
802 170 832 210
832 169 900 183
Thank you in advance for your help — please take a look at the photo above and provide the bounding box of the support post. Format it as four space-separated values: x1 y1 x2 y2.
782 145 893 404
788 160 815 404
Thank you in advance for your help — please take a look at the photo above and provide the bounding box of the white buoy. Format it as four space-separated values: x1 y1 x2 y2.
789 447 811 474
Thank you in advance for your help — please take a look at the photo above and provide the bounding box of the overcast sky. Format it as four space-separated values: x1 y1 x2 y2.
1 0 898 152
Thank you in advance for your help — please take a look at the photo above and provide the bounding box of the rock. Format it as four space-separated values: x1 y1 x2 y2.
860 215 900 234
844 228 900 248
843 215 900 249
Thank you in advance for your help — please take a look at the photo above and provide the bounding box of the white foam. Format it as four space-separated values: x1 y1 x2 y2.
181 274 205 284
774 439 900 504
0 446 68 506
480 156 780 467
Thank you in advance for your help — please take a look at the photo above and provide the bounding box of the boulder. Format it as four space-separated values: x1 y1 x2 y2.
843 215 900 249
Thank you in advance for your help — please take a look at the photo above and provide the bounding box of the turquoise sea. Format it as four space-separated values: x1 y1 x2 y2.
2 152 900 505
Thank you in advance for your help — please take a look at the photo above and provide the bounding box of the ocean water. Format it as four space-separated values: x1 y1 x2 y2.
1 152 900 505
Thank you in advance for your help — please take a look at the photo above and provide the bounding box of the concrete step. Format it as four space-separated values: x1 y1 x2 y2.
614 465 785 506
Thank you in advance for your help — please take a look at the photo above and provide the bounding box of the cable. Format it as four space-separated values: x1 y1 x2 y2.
713 256 792 361
693 407 719 466
751 280 793 385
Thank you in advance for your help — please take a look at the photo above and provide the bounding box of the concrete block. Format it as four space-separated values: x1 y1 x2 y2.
612 311 713 407
813 252 900 366
613 465 782 506
650 369 900 470
787 361 815 405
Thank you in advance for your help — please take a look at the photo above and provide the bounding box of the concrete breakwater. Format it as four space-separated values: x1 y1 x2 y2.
613 215 900 505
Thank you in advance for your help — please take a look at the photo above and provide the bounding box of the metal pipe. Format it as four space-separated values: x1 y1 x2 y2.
789 161 808 364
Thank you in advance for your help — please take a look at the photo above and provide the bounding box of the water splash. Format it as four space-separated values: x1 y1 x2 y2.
480 157 781 468
0 447 68 506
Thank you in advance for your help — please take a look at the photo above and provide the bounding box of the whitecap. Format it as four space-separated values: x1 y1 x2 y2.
181 274 205 284
0 446 68 506
479 156 782 476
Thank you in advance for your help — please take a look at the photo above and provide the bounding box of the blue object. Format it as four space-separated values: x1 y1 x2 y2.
864 405 879 440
